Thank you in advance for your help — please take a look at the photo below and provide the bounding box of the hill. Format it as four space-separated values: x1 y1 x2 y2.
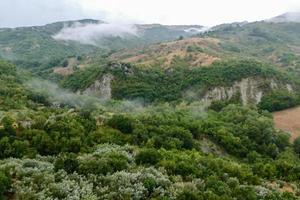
60 60 298 106
109 21 300 74
267 12 300 23
1 60 300 199
2 14 300 199
0 19 203 72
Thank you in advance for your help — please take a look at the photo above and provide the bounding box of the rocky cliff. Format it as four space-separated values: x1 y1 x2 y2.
201 77 293 105
82 74 113 100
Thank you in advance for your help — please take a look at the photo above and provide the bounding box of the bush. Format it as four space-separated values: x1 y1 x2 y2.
0 171 11 199
258 90 299 112
54 153 79 174
293 137 300 155
136 149 162 165
177 189 203 200
107 115 134 134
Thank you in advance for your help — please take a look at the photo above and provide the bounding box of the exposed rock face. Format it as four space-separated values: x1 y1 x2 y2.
201 78 293 105
83 74 113 100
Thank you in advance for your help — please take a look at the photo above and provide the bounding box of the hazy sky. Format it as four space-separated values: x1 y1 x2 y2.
0 0 300 27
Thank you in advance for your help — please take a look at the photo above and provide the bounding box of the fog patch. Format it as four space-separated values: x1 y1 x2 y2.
25 79 104 109
184 26 211 33
24 79 147 113
53 22 138 45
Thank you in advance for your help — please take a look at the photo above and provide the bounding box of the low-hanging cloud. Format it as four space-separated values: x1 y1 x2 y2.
53 22 138 45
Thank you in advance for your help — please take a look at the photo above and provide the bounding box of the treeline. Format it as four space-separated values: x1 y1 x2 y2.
258 90 300 112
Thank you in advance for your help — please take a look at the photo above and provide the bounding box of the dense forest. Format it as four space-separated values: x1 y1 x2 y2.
1 57 300 199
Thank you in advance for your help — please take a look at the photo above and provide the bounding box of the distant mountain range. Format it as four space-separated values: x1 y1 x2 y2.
0 12 300 75
0 19 204 69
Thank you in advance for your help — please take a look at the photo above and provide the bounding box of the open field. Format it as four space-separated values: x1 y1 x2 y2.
273 106 300 142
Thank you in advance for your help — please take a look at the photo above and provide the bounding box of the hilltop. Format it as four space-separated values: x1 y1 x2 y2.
109 20 300 73
0 19 203 71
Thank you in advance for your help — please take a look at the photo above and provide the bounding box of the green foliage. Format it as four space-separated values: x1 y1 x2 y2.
136 148 162 165
63 58 294 102
176 189 203 200
209 93 241 112
0 171 10 199
60 65 103 91
1 14 300 200
294 137 300 155
54 153 79 174
204 21 300 72
258 90 300 112
107 114 134 134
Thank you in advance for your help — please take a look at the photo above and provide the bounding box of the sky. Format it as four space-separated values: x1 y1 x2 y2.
0 0 300 28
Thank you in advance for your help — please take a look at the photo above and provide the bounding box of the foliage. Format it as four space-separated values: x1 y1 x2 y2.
62 60 294 103
294 137 300 155
258 90 300 112
0 171 10 199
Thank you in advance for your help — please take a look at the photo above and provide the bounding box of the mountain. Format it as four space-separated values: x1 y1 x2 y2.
2 13 300 200
0 19 203 71
109 20 300 73
267 12 300 23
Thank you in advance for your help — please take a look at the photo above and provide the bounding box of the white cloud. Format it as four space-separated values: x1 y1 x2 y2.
0 0 300 27
53 22 138 45
78 0 300 26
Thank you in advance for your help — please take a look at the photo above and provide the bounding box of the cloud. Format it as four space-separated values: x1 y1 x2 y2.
53 22 138 45
0 0 300 28
0 0 105 28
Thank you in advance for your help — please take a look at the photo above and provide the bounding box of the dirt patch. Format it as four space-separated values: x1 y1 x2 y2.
267 181 295 194
273 106 300 142
53 57 89 76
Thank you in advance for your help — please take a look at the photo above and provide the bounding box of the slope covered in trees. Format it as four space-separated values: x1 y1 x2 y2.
61 60 297 103
1 60 300 199
1 13 300 200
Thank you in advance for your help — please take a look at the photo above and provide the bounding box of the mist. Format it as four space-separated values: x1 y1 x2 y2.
24 79 149 114
25 79 104 109
53 22 138 45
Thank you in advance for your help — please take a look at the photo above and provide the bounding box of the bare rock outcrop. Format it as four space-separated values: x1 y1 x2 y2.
201 78 293 105
82 74 113 100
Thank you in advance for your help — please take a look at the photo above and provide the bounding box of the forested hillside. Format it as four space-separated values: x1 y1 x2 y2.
0 19 201 74
1 60 300 199
110 20 300 74
1 11 300 200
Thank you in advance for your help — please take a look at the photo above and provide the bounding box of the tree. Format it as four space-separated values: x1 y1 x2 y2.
178 36 184 40
136 149 162 165
107 115 134 134
293 136 300 155
177 189 203 200
0 171 11 199
55 153 79 174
